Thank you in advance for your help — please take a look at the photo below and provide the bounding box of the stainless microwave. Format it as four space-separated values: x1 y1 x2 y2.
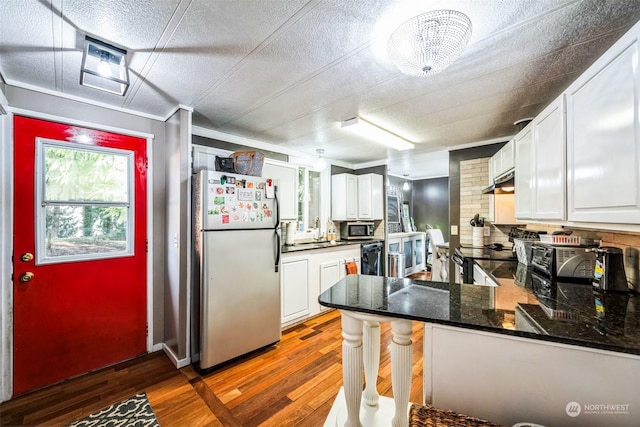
340 222 375 240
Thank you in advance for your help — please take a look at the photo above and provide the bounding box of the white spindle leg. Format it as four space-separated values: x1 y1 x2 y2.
390 319 413 427
362 321 380 406
341 312 364 427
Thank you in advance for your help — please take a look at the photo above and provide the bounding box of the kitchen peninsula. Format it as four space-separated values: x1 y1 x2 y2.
319 274 640 426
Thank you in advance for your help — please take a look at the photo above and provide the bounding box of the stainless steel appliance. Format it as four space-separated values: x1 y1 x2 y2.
589 246 629 292
361 242 382 275
530 244 596 279
193 170 281 370
340 221 375 240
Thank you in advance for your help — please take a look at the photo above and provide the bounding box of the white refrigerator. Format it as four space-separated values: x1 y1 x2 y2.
193 169 281 370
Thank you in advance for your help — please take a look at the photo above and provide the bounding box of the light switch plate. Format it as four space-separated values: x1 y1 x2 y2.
451 225 458 235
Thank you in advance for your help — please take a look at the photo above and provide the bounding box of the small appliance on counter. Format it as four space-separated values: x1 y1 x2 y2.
589 246 629 292
340 221 375 240
530 243 596 279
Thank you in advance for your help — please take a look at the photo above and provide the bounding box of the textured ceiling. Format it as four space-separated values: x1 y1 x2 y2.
1 0 640 178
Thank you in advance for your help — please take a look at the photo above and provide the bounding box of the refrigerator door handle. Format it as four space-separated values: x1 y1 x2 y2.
274 187 280 229
274 229 281 272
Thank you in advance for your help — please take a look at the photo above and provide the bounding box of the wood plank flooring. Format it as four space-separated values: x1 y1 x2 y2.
1 309 425 426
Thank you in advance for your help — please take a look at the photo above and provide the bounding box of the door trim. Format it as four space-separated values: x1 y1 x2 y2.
0 109 155 402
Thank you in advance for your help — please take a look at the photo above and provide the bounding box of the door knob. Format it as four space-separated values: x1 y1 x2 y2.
20 272 34 282
20 253 33 262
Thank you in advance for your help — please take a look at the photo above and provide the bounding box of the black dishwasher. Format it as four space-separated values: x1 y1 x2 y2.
361 242 383 276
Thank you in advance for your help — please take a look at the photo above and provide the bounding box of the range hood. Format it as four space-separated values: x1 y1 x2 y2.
482 169 515 194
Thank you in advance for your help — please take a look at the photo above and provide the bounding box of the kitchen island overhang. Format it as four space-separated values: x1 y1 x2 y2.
319 274 640 426
319 274 640 355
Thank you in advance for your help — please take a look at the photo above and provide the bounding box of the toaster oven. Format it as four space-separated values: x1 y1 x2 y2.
530 243 596 279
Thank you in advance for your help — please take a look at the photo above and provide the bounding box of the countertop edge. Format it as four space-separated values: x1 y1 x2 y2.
318 299 640 357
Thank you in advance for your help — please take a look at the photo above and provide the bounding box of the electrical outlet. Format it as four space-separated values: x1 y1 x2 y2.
451 225 458 236
484 226 490 237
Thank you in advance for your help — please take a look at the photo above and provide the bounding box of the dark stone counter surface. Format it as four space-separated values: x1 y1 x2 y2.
318 273 640 356
281 240 365 253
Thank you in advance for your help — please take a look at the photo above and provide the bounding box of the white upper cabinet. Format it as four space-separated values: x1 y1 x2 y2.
331 173 358 220
532 95 566 220
357 174 383 220
566 25 640 224
492 139 515 179
332 173 383 221
262 160 298 220
514 125 534 219
515 96 565 221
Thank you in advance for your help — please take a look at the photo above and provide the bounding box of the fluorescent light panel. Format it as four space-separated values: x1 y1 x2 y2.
341 117 414 151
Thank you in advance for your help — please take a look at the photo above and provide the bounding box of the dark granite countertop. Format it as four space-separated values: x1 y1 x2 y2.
318 273 640 356
281 240 372 253
456 245 517 261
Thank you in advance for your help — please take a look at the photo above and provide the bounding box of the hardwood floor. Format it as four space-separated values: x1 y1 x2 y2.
0 309 425 426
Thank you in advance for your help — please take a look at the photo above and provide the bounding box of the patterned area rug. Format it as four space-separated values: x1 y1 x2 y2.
68 393 160 427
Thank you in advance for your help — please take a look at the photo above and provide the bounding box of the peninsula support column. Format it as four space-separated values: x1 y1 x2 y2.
391 319 413 427
363 321 380 406
341 312 364 427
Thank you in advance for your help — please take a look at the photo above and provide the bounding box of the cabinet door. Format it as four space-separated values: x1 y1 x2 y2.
319 261 340 311
501 139 515 172
514 125 534 219
532 96 566 220
357 174 372 219
281 258 309 323
331 174 358 220
402 237 414 273
566 37 640 224
491 152 502 179
263 161 298 220
413 234 425 271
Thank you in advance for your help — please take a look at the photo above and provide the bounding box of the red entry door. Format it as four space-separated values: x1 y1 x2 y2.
12 116 147 396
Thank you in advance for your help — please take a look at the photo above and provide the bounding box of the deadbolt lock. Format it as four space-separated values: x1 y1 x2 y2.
20 253 34 262
20 272 34 282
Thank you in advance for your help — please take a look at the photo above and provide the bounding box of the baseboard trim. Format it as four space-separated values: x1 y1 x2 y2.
162 343 191 369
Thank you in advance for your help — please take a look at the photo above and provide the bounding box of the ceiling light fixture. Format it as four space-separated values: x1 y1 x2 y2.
387 9 472 77
341 117 414 151
81 36 130 96
314 148 328 171
403 174 411 191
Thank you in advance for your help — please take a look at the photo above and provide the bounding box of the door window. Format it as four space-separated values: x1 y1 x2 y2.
36 138 134 264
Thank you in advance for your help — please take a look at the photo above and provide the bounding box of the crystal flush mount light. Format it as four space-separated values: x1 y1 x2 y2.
387 9 472 77
81 36 130 95
341 117 414 151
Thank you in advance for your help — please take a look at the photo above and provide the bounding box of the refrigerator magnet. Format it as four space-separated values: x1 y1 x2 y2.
247 181 254 189
226 187 235 194
265 179 275 199
255 191 262 201
257 182 265 190
222 215 230 224
238 189 253 201
227 176 236 184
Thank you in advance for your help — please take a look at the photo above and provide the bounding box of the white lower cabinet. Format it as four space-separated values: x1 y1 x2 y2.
281 244 361 327
424 325 640 426
388 232 426 276
280 256 309 325
319 261 340 312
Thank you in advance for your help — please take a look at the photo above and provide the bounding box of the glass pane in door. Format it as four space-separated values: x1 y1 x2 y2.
404 239 414 268
414 237 424 267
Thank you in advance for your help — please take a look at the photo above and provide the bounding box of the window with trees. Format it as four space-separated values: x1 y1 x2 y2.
36 139 133 264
